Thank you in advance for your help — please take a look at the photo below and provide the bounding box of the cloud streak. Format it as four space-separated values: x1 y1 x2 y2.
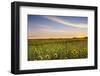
44 16 87 29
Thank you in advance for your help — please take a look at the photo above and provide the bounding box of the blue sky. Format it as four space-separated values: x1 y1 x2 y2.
28 15 88 39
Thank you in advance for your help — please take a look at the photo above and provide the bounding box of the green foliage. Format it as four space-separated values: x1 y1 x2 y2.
28 38 88 61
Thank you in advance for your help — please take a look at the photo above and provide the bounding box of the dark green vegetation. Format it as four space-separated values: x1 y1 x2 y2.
28 38 88 61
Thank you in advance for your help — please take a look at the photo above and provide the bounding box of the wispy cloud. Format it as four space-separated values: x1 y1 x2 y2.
44 16 87 29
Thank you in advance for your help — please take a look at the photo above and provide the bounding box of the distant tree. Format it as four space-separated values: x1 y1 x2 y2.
83 37 88 39
72 37 77 39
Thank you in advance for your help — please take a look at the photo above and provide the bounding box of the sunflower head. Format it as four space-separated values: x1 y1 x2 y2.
38 56 43 60
54 53 58 58
45 54 50 59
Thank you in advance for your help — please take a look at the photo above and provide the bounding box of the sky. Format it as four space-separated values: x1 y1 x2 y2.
28 15 88 39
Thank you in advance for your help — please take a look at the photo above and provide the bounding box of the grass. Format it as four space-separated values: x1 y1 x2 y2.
28 38 88 61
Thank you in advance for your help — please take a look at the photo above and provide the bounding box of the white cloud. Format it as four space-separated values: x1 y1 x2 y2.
44 16 87 29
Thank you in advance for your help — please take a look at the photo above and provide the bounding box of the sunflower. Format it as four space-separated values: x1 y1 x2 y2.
45 54 50 59
38 56 43 60
54 53 58 58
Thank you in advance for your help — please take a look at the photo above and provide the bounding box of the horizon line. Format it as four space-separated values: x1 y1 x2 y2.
28 36 88 39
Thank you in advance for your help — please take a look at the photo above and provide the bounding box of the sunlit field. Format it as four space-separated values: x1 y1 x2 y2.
28 37 88 61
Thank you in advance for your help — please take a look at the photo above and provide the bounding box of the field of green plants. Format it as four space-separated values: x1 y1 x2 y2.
28 38 88 61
